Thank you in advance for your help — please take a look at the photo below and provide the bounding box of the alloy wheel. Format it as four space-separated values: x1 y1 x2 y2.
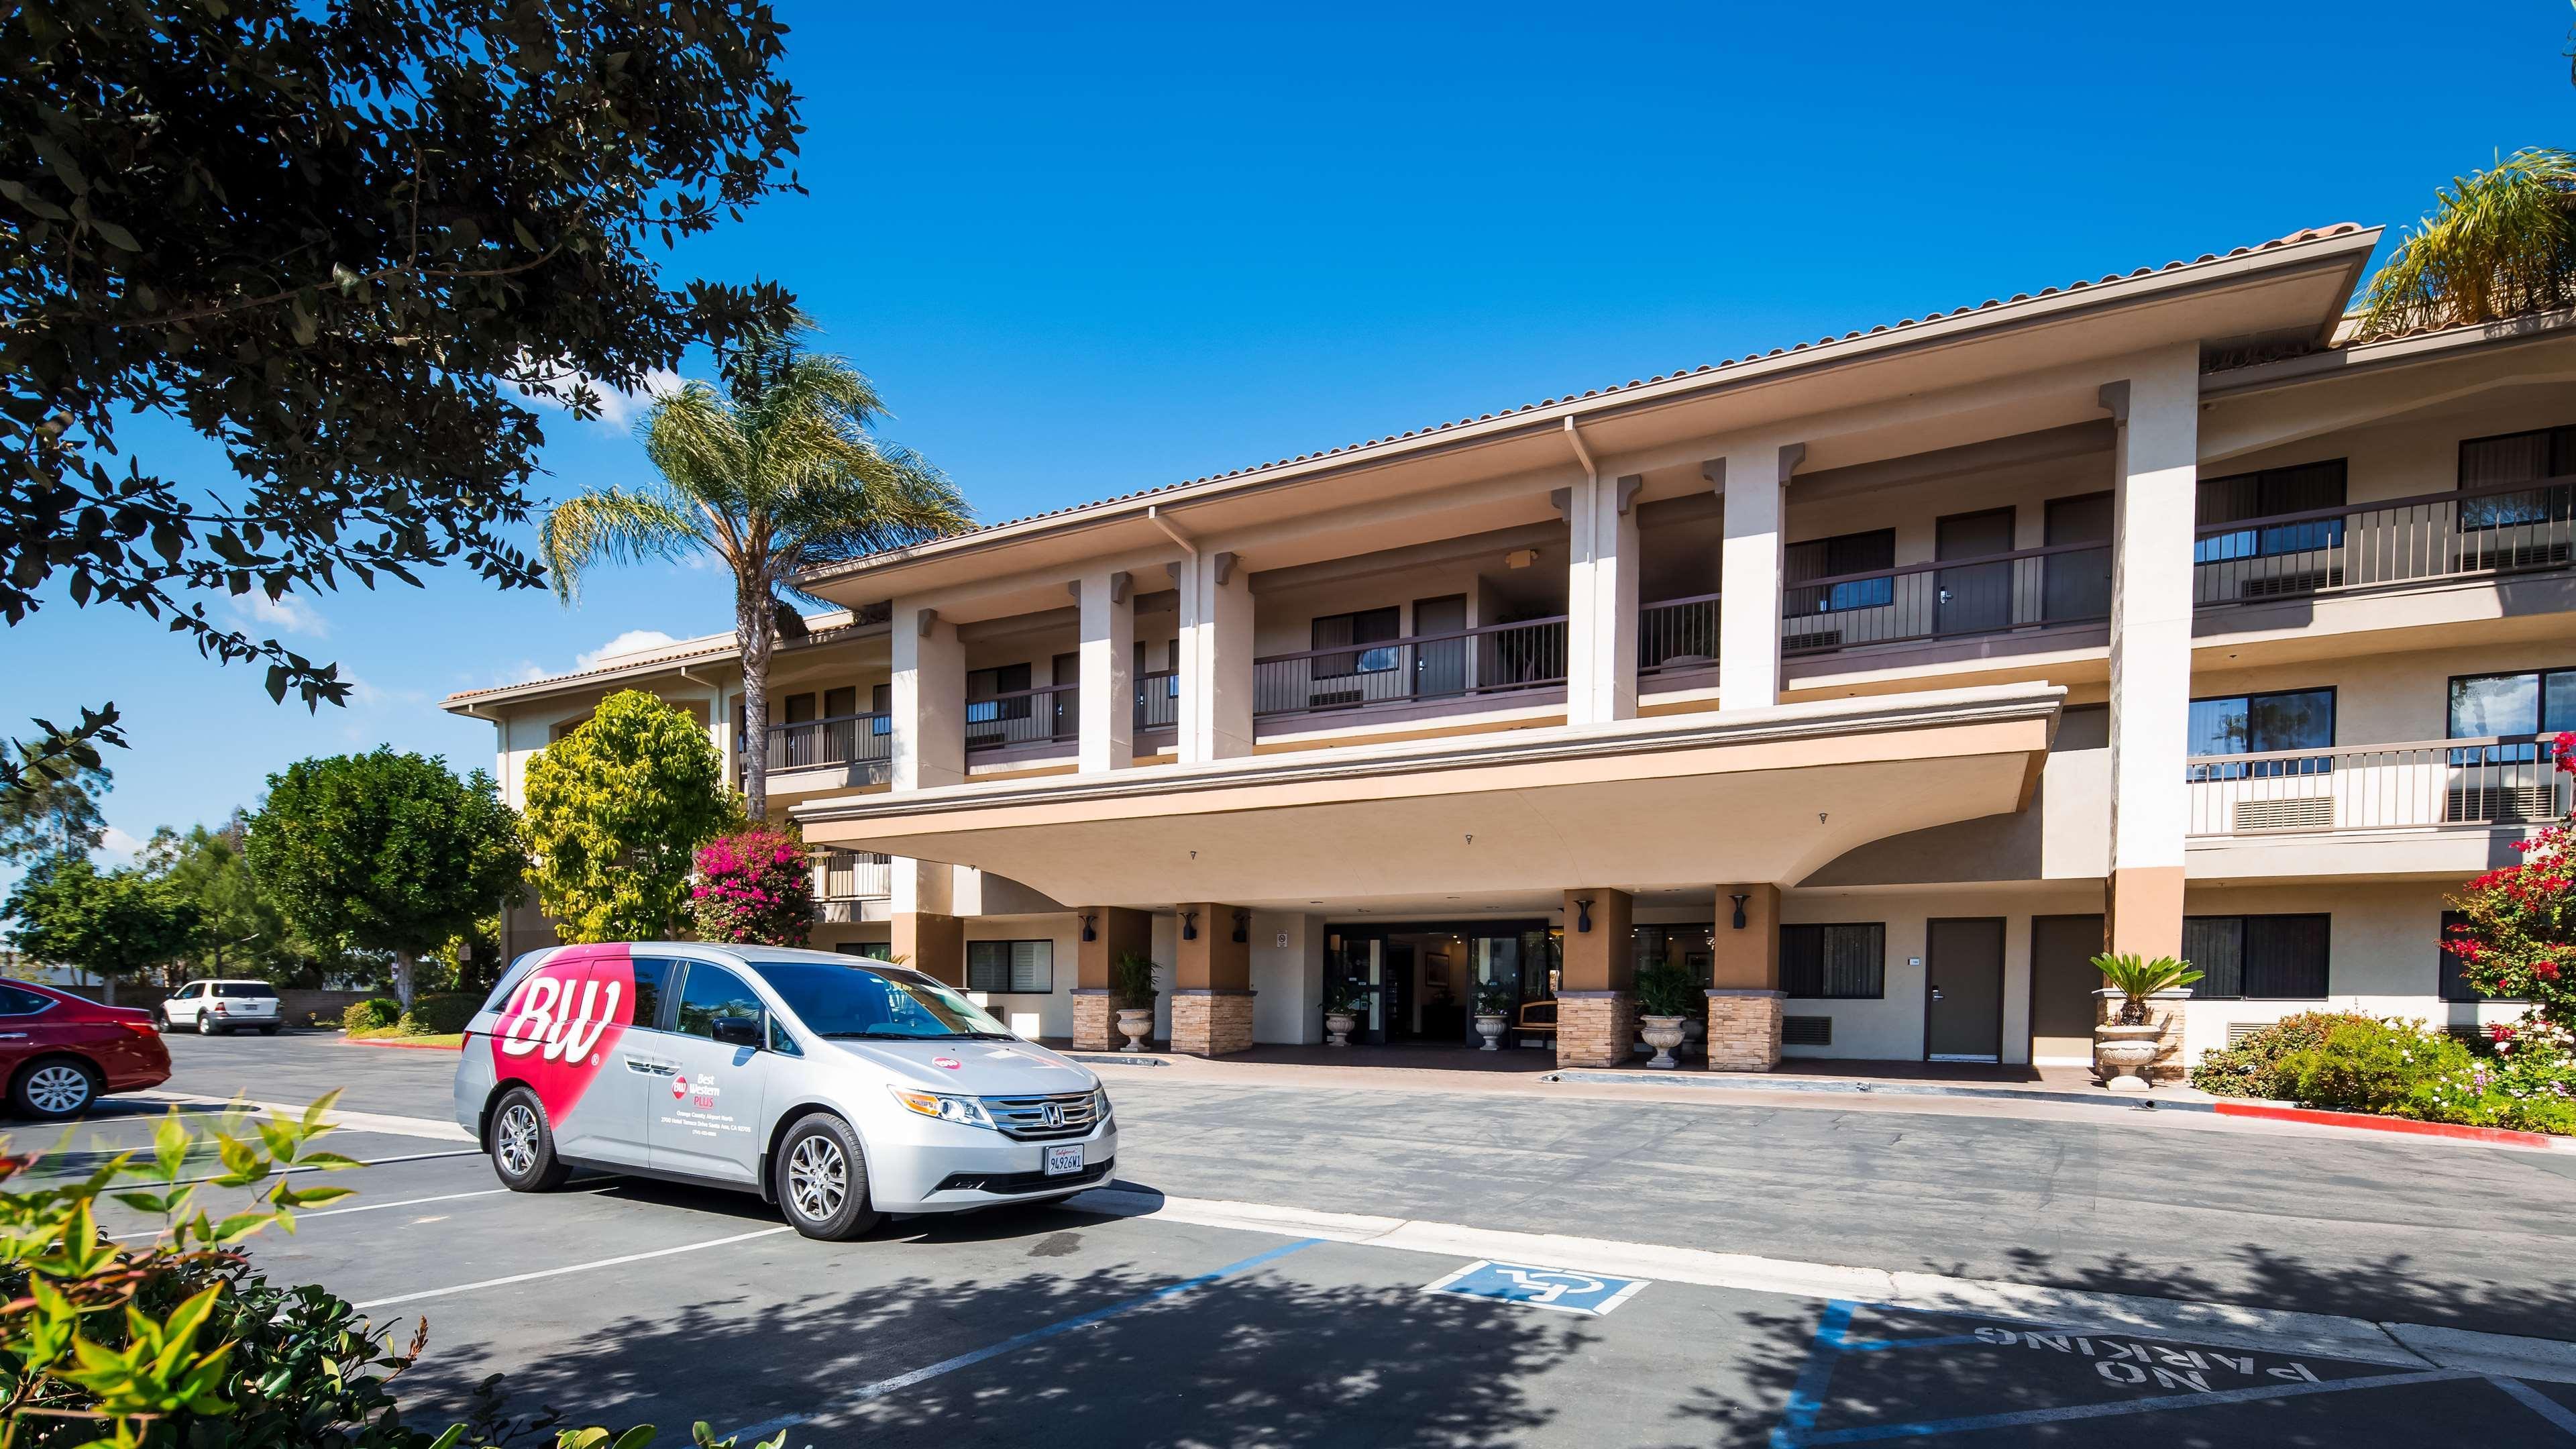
786 1134 847 1222
25 1065 91 1116
495 1103 541 1177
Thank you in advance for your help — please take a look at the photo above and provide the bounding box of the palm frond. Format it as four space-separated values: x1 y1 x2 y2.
2359 148 2576 339
537 486 711 602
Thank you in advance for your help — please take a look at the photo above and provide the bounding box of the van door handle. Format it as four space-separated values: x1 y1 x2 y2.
623 1055 674 1075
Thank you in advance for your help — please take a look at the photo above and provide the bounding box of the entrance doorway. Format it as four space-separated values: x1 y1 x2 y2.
1326 920 1556 1047
1925 917 2005 1062
2029 914 2104 1065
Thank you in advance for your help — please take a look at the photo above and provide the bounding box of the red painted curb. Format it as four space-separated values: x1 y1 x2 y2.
2212 1099 2569 1150
339 1035 463 1052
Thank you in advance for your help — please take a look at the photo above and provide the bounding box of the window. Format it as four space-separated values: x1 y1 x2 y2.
675 961 765 1040
2182 914 2330 999
213 983 277 999
627 957 678 1030
2195 460 2347 561
780 692 816 725
871 684 892 736
1780 923 1886 999
836 943 895 961
744 960 1012 1040
2449 669 2576 740
2439 910 2524 1004
967 940 1054 994
1311 607 1402 677
2186 688 2334 780
0 984 54 1016
1784 530 1896 614
2459 425 2576 529
966 663 1034 724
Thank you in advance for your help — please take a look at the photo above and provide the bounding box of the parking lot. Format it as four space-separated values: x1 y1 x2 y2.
30 1033 2576 1446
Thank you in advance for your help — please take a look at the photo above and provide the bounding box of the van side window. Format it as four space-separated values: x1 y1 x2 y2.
627 957 678 1032
676 963 764 1042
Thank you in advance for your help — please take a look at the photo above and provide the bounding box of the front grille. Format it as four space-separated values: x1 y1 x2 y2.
983 1091 1101 1140
932 1157 1115 1195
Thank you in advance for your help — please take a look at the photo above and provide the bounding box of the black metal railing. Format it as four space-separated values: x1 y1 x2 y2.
1638 592 1720 679
755 713 891 773
965 682 1079 753
1132 669 1179 733
1250 616 1567 720
2195 475 2576 604
1779 542 2112 657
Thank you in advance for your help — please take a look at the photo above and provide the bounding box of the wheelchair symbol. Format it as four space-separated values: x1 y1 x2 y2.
1421 1259 1650 1316
1490 1267 1609 1304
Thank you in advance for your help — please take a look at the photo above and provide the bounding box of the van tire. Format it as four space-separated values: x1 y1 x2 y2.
488 1087 574 1192
773 1114 879 1241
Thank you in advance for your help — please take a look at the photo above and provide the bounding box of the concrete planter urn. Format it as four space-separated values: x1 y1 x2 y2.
1680 1016 1706 1061
1324 1011 1356 1048
1115 1008 1153 1054
1640 1014 1690 1070
2093 1023 2163 1093
1473 1013 1506 1052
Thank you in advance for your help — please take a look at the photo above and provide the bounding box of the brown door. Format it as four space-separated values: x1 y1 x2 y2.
2030 915 2105 1064
1925 918 2005 1062
2042 492 2114 624
1412 594 1468 697
1935 507 2017 637
1050 652 1081 741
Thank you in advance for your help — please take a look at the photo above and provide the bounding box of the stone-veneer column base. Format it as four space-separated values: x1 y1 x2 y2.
1167 990 1254 1056
1070 989 1114 1053
1555 991 1638 1068
1704 989 1784 1071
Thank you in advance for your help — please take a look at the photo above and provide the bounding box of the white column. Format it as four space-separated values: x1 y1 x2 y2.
2102 347 2198 962
892 600 964 791
1075 571 1135 773
1564 473 1642 726
1715 443 1800 710
1176 549 1253 763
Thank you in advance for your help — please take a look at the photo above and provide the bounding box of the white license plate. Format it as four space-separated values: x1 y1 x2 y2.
1043 1143 1085 1177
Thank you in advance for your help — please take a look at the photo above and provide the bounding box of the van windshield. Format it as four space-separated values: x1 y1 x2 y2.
745 961 1014 1041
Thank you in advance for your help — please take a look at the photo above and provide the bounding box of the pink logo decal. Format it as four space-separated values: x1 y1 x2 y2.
932 1056 961 1071
489 949 634 1122
671 1072 690 1099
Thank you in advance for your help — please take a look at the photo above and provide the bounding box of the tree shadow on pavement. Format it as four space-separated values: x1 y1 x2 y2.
1980 1244 2576 1342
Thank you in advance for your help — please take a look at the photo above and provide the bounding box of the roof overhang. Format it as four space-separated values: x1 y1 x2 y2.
793 684 2063 909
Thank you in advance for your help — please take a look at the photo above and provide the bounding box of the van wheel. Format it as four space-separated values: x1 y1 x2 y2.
488 1087 574 1192
774 1114 879 1241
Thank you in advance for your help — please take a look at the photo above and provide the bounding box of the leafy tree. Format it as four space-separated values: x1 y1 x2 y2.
540 327 970 822
2359 149 2576 339
245 750 525 1008
0 735 111 865
0 707 123 833
2 0 804 725
522 690 729 942
2 853 200 1006
142 818 294 983
2451 733 2576 1038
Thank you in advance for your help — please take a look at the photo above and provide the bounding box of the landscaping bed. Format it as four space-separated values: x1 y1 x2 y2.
2190 1011 2576 1136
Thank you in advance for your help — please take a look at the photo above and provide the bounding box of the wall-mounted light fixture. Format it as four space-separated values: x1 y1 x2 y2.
1181 910 1199 942
1574 897 1595 933
1231 908 1250 944
1729 893 1750 930
1079 912 1098 944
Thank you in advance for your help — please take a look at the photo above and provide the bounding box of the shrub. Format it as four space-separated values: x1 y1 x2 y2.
2448 731 2576 1036
691 828 816 947
2092 953 2202 1026
342 997 402 1033
2274 1017 2473 1116
1635 959 1699 1018
399 992 480 1035
1112 952 1158 1010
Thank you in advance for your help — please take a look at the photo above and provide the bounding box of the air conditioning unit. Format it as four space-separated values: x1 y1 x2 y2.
2471 541 2572 572
1782 1015 1833 1046
2447 784 2561 823
2233 796 2335 832
1782 629 1843 653
2226 1022 2267 1046
2236 568 2343 600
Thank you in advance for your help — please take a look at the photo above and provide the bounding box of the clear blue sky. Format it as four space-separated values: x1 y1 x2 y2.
13 1 2575 866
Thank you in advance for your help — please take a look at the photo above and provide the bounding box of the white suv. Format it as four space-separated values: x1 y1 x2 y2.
157 981 284 1036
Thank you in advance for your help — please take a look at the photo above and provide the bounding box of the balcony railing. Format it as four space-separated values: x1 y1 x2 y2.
966 682 1079 753
1133 669 1179 733
1251 616 1568 721
2185 735 2569 836
813 847 894 902
750 713 891 781
1779 542 2112 657
1639 592 1720 680
2196 475 2576 605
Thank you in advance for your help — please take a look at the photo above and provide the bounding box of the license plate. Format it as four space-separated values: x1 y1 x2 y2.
1043 1143 1085 1177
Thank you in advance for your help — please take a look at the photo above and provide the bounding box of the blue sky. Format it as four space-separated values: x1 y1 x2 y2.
13 1 2576 865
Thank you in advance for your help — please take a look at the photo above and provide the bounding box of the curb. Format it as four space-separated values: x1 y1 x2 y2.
339 1035 463 1052
1065 1053 1171 1069
2209 1099 2576 1152
1542 1069 2216 1114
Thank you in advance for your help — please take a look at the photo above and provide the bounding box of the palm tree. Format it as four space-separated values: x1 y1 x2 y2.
540 329 972 822
2359 148 2576 339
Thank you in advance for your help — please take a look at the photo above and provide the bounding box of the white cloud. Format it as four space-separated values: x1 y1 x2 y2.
494 661 547 687
95 826 145 865
576 629 681 671
227 591 329 639
516 357 686 429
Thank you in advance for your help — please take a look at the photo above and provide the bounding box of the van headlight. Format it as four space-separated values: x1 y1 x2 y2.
1092 1086 1112 1123
890 1087 996 1130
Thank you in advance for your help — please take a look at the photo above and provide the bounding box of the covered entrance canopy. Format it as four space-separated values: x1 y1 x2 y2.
795 684 2062 907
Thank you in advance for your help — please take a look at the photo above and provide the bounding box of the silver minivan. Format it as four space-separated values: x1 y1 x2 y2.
451 943 1116 1240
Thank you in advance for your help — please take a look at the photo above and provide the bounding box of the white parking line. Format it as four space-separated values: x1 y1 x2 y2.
109 1187 515 1241
351 1226 794 1310
132 1091 474 1143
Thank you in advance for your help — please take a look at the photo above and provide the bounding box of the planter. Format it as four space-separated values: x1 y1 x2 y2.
2093 1023 2163 1093
1680 1016 1706 1061
1473 1013 1505 1052
1115 1008 1153 1054
1324 1011 1356 1048
1640 1014 1689 1070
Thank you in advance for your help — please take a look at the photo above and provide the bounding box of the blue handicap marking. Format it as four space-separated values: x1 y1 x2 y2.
1421 1259 1650 1316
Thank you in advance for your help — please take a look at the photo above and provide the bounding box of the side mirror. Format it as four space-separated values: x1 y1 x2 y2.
712 1016 762 1049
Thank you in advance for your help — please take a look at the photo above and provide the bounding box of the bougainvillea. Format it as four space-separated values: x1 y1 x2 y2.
692 828 816 947
2447 731 2576 1035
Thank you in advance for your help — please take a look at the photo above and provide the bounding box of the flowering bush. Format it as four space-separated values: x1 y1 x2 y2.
2410 1020 2576 1135
2447 731 2576 1034
2188 1010 2383 1099
2191 1012 2576 1135
690 829 815 947
2272 1016 2475 1116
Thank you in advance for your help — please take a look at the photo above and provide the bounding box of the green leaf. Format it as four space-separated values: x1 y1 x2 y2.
90 218 141 252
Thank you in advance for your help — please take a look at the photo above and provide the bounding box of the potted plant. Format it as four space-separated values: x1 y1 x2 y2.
1322 978 1364 1048
1471 977 1515 1051
1112 952 1158 1053
2090 953 2202 1093
1635 959 1699 1070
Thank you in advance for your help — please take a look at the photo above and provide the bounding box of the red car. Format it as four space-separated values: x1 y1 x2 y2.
0 981 170 1120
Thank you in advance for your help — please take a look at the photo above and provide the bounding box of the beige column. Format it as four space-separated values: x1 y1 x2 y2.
892 601 964 791
2102 350 2198 962
892 909 965 985
1175 550 1253 763
1074 572 1134 773
1169 903 1254 1055
1072 906 1152 1051
1562 464 1642 726
1555 888 1636 1067
1706 883 1784 1071
1712 443 1803 711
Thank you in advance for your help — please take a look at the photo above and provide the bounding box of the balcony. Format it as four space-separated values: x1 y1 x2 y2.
2195 476 2575 606
1248 616 1568 737
749 713 891 790
813 847 892 923
1638 592 1721 691
1133 669 1178 739
2186 735 2568 837
967 682 1078 763
1778 543 2113 660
